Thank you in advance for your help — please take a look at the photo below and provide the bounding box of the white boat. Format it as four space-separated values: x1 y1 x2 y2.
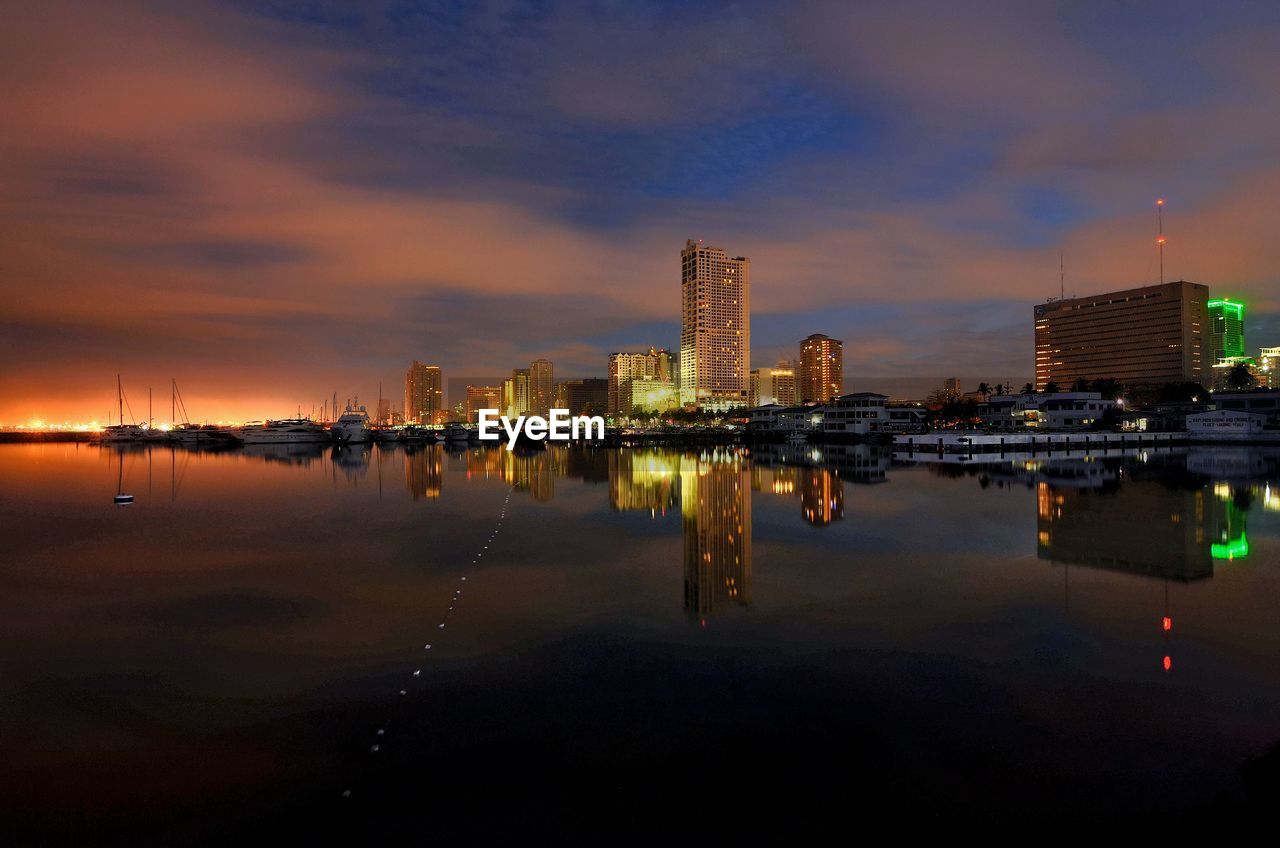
231 418 331 444
332 401 372 444
99 423 147 442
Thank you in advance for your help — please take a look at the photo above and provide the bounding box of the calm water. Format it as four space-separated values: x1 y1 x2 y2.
2 441 1278 842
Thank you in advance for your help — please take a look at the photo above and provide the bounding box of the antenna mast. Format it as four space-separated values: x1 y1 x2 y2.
1059 252 1064 300
1156 198 1166 284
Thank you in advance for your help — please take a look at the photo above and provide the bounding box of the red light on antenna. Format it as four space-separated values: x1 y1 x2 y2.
1157 236 1166 245
1162 616 1172 632
1162 655 1172 672
1156 198 1165 206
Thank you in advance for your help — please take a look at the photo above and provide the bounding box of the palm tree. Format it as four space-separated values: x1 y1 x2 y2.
993 383 1005 396
1044 381 1061 393
1225 362 1256 391
1021 382 1036 395
977 381 991 401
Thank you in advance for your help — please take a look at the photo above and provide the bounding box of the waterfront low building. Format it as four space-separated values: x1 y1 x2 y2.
1186 409 1270 439
979 392 1116 431
1211 388 1280 425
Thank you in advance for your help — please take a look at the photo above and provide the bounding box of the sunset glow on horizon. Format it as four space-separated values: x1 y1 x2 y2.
4 1 1279 422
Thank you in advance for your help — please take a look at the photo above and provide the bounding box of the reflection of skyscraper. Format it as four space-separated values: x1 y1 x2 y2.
404 445 443 499
405 361 444 425
465 447 505 480
680 240 750 410
681 451 752 618
503 450 554 501
800 467 844 526
529 359 554 417
1035 477 1216 580
609 449 678 514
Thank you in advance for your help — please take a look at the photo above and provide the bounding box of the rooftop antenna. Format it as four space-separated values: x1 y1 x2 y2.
1156 198 1166 284
1059 252 1065 300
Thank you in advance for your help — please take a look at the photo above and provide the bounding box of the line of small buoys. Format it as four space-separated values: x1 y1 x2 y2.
341 487 513 800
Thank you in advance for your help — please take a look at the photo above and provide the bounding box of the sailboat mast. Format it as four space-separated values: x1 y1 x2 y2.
117 374 123 426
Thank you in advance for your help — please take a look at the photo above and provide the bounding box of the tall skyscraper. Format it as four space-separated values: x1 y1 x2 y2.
799 334 843 402
464 385 502 423
680 240 750 410
1208 298 1246 365
1034 281 1208 391
608 347 675 415
502 368 530 417
528 358 555 417
404 361 444 425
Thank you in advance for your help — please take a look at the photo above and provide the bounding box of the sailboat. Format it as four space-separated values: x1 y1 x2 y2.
97 375 146 442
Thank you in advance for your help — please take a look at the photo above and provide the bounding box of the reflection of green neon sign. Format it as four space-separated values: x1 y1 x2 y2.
1211 533 1249 560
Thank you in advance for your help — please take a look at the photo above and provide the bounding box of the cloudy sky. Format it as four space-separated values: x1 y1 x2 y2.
4 0 1280 422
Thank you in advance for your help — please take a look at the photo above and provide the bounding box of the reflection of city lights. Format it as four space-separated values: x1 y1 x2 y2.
1162 616 1172 632
1162 655 1172 672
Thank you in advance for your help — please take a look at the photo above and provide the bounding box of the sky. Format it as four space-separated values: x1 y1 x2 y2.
4 0 1280 423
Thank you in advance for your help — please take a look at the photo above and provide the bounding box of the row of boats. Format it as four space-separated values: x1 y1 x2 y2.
96 402 476 446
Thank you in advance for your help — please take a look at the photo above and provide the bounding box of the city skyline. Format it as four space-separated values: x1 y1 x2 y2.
5 2 1280 424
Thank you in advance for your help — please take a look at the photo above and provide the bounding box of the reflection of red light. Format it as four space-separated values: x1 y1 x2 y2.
1163 655 1172 671
1162 616 1172 632
700 618 706 628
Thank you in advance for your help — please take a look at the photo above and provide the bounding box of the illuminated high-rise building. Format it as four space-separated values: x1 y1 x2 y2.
1208 298 1246 365
503 368 529 417
681 451 752 619
772 359 798 406
1033 281 1208 390
464 385 502 423
1258 346 1280 389
680 240 750 410
749 359 799 406
528 358 555 417
405 361 444 425
609 347 675 416
799 334 843 402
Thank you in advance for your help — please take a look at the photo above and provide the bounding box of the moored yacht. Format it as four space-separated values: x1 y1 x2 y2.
332 400 372 444
97 423 147 442
231 418 330 444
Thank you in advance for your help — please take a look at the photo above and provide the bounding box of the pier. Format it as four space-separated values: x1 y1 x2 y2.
893 431 1188 457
